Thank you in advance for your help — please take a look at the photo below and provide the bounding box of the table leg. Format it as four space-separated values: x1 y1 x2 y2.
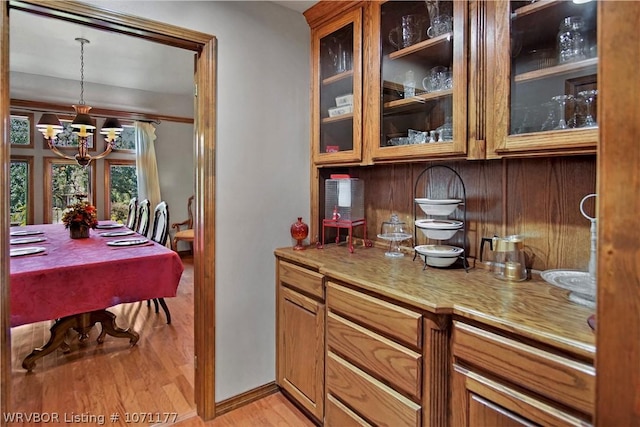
22 316 79 371
93 310 140 345
22 310 139 371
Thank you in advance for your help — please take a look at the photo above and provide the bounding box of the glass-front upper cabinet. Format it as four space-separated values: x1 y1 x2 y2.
368 0 468 162
312 8 362 165
488 0 598 156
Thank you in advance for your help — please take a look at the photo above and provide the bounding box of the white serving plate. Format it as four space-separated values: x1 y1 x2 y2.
10 246 46 257
415 244 463 267
100 230 135 237
540 269 596 307
10 230 44 237
415 219 463 230
10 237 47 245
415 198 461 216
414 198 462 205
106 238 149 247
415 219 464 239
96 223 124 229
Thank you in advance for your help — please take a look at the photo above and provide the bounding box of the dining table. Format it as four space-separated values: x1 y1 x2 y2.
9 222 184 370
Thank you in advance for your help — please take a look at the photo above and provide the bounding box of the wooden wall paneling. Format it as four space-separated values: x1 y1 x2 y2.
596 1 640 425
505 156 596 272
350 156 594 272
360 164 414 247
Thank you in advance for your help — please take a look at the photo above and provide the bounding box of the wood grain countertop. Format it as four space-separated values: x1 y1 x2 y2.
274 244 596 362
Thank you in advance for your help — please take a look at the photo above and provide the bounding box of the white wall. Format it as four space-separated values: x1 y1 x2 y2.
81 0 311 401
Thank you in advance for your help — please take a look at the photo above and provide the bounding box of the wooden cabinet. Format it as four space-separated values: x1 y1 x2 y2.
306 0 601 166
325 281 423 427
276 260 325 421
486 0 599 157
311 5 364 165
452 321 594 426
365 0 469 162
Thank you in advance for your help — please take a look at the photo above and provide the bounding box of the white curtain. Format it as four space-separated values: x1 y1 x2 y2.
134 122 161 212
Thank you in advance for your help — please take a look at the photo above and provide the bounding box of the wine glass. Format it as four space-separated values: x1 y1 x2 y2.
578 90 598 127
552 94 574 130
540 101 558 131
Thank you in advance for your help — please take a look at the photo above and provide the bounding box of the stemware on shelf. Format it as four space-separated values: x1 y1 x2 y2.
552 94 574 130
578 89 598 127
540 101 558 131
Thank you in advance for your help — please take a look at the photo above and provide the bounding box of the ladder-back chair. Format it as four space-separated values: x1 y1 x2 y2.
126 197 138 230
135 199 151 237
147 201 172 324
171 195 194 253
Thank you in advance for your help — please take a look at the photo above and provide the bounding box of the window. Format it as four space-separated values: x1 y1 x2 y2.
105 159 137 222
44 157 96 224
10 112 34 148
113 125 136 151
10 156 34 225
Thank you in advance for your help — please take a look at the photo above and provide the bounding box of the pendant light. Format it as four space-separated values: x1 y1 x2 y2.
36 38 123 167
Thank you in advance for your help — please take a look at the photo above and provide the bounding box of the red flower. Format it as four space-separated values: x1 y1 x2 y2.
61 202 99 229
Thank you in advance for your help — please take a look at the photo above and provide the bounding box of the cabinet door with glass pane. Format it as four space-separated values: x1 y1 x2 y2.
368 0 468 162
312 8 362 165
487 0 598 156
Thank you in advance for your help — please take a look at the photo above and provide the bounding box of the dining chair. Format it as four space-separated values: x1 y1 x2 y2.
135 199 151 237
147 201 172 324
126 197 138 230
171 195 194 253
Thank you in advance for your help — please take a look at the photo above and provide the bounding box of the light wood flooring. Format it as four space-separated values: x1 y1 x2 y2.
9 256 310 426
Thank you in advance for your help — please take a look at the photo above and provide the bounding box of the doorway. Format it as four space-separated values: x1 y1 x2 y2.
0 1 217 420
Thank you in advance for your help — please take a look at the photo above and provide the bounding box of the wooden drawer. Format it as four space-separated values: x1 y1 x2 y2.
326 394 373 427
327 282 422 348
326 351 421 427
278 260 323 300
327 312 422 399
453 364 591 426
453 321 595 415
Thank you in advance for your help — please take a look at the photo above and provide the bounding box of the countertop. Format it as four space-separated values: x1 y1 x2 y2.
274 244 596 362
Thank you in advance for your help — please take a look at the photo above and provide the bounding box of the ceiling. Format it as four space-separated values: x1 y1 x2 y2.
9 1 317 98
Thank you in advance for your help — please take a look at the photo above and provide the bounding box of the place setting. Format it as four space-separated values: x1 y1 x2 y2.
95 223 125 230
10 229 45 237
10 236 48 245
106 237 153 248
99 230 136 237
10 246 48 258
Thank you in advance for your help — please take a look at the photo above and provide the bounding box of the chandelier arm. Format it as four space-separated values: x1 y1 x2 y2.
90 143 115 161
46 139 77 161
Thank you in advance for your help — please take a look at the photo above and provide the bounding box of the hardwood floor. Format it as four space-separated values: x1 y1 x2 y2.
172 393 315 427
9 258 196 425
9 256 312 426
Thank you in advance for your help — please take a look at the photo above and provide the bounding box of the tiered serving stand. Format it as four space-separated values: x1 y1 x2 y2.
412 165 468 271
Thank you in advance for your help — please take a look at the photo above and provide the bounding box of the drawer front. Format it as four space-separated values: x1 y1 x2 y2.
327 282 422 348
327 312 422 399
453 364 591 427
326 351 421 427
278 260 323 299
326 394 373 427
453 322 595 415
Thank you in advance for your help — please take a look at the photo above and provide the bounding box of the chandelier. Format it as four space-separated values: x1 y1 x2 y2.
36 38 123 167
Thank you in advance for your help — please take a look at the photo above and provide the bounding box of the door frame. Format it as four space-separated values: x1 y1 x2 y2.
0 0 217 421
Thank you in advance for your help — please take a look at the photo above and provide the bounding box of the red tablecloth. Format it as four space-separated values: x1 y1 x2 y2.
9 223 184 327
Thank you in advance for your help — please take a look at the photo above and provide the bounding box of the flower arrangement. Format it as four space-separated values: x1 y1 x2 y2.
61 201 99 229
